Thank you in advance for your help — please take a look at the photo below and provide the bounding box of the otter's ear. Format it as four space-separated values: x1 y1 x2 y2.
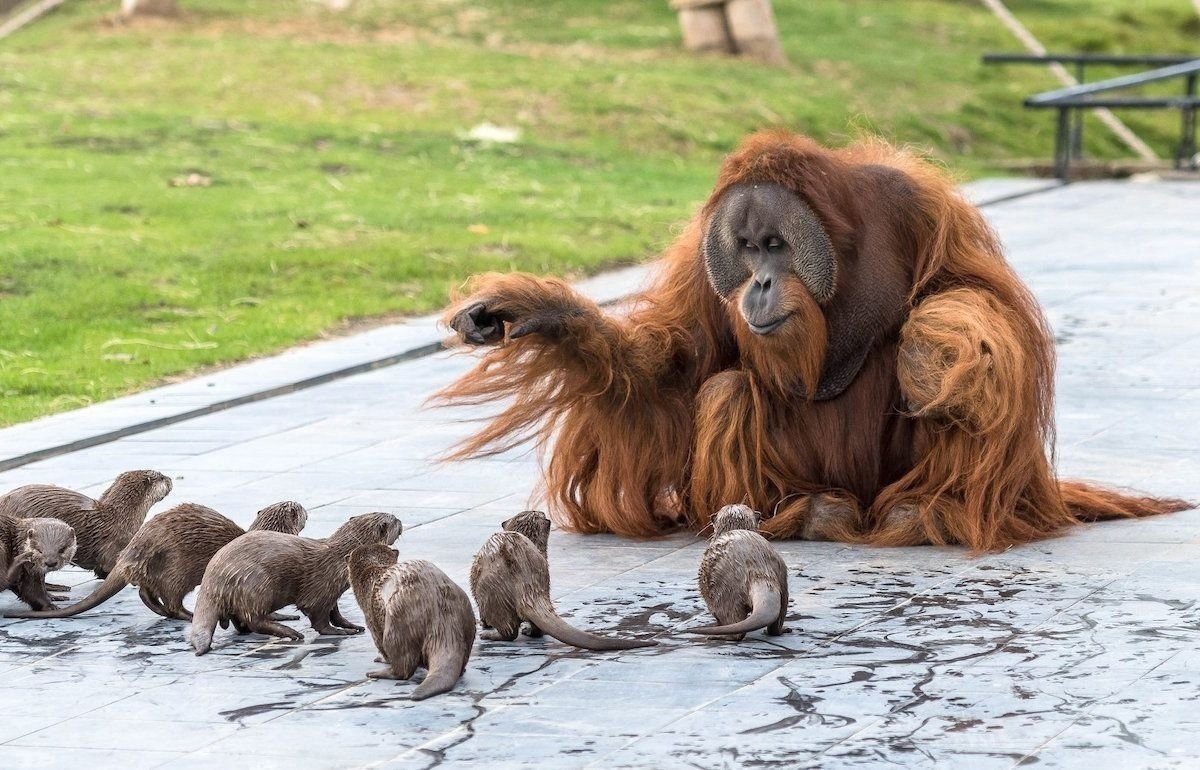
389 548 399 557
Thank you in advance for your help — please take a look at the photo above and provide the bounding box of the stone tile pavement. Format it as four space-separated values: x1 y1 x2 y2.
0 180 1197 768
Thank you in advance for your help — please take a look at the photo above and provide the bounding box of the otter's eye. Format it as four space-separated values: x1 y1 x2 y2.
766 237 784 252
737 238 750 250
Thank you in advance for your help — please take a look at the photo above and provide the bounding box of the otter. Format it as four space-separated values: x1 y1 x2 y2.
5 501 308 621
470 510 656 651
689 504 789 639
190 511 403 655
0 515 77 612
0 470 172 578
348 544 475 700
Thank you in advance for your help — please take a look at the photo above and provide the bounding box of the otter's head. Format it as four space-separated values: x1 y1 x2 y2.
331 512 403 549
109 470 173 505
502 510 551 553
346 543 399 577
21 518 77 574
250 501 309 535
710 504 762 538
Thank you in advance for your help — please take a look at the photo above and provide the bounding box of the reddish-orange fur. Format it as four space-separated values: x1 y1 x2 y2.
433 131 1191 550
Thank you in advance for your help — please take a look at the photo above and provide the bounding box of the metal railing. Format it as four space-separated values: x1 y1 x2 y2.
983 54 1200 180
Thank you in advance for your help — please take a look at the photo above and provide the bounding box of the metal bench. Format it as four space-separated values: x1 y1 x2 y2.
983 54 1200 180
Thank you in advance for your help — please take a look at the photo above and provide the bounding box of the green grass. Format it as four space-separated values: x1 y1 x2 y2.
0 0 1196 425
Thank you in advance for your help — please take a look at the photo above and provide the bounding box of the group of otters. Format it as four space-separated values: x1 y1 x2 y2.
0 469 787 699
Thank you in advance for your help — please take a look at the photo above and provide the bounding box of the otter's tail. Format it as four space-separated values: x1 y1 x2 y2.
689 581 781 637
4 569 128 619
411 648 469 701
189 589 220 656
522 600 657 651
1059 480 1192 522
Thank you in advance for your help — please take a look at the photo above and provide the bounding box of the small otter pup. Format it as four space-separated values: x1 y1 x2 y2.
689 504 789 639
348 544 475 700
470 510 656 651
190 511 403 655
5 501 308 621
0 515 77 612
0 470 172 578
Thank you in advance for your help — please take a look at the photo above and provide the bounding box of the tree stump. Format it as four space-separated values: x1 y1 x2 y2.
671 0 734 55
120 0 178 18
670 0 786 65
725 0 786 65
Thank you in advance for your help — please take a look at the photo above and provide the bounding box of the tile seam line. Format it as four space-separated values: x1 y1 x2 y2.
0 185 1060 474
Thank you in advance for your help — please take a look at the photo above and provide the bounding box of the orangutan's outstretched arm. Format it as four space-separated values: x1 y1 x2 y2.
443 272 688 401
434 272 700 536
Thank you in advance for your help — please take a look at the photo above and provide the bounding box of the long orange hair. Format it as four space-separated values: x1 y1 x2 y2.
434 131 1190 549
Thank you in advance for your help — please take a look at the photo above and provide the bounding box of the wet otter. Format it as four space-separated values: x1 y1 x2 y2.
190 511 403 655
689 504 789 639
470 510 656 651
5 501 308 621
0 515 77 612
0 470 172 578
348 544 475 700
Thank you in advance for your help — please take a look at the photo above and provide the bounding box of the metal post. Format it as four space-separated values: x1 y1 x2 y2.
1071 61 1086 159
1054 106 1071 181
1180 74 1198 171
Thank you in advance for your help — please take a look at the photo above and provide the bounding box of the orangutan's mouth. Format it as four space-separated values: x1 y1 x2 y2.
747 316 788 335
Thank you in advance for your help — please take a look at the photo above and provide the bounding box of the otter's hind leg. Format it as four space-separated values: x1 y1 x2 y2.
310 606 363 636
331 606 364 632
139 587 172 619
244 617 304 641
163 594 193 622
480 614 520 642
368 655 417 681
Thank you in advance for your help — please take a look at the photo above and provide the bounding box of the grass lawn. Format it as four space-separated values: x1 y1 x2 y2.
0 0 1196 426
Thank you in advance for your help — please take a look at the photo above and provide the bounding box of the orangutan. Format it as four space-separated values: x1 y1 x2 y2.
433 130 1189 550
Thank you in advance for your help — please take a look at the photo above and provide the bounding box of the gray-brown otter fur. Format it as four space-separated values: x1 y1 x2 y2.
5 501 308 621
0 515 76 612
470 510 656 651
690 504 789 639
348 544 475 700
190 511 403 655
0 470 172 578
